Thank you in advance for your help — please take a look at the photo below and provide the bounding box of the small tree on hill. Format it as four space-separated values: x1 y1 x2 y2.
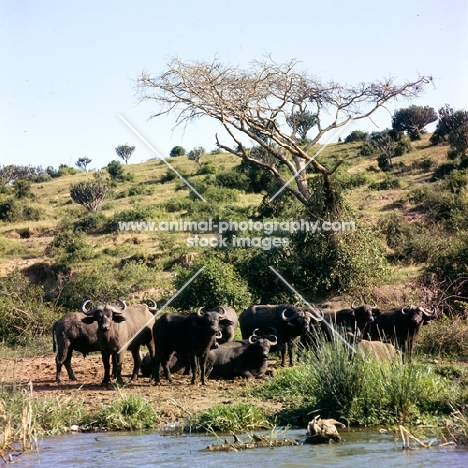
188 147 205 166
75 157 92 172
169 145 186 157
430 105 468 145
392 105 437 140
115 144 135 164
70 171 108 213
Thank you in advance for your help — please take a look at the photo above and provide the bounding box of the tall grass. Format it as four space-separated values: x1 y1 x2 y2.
256 335 459 426
190 403 272 433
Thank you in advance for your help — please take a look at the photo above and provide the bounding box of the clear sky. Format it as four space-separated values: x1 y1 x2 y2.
1 0 467 170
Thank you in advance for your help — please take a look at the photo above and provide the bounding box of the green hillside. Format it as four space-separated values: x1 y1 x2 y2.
1 133 467 350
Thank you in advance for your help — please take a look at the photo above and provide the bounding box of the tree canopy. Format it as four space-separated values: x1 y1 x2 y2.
137 57 432 213
392 105 437 140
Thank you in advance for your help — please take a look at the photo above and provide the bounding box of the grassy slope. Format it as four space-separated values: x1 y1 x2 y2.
0 134 450 299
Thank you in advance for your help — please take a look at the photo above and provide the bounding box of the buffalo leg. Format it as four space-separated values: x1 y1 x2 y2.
199 354 208 385
101 351 112 386
130 347 141 382
190 354 199 385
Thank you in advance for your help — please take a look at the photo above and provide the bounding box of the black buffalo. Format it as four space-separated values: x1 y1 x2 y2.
82 300 156 386
152 307 225 385
303 302 380 346
52 305 101 383
362 305 437 357
206 328 277 380
239 304 323 366
140 351 190 378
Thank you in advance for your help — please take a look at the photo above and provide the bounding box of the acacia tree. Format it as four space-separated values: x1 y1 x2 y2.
137 57 432 216
75 157 92 172
70 171 108 213
392 105 437 140
115 144 135 164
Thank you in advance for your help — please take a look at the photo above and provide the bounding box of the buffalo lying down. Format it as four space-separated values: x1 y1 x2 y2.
207 329 277 379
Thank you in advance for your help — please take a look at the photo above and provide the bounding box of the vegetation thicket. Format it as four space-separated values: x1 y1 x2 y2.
2 100 468 452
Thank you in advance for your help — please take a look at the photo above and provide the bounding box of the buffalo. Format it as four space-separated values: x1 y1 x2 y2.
52 305 102 383
211 305 238 344
81 300 157 386
152 307 225 385
140 351 190 378
302 302 380 348
206 328 277 380
362 305 437 358
239 304 323 366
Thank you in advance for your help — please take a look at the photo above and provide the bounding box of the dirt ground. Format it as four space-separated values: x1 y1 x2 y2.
0 353 284 425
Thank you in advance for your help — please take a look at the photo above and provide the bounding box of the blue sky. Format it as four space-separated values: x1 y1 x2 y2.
1 0 467 170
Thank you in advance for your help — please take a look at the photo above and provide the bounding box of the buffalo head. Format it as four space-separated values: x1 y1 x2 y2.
81 299 127 332
351 301 379 324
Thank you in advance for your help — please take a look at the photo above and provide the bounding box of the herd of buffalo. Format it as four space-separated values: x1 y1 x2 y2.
52 300 438 386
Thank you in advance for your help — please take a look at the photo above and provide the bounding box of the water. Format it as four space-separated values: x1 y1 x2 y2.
11 429 468 467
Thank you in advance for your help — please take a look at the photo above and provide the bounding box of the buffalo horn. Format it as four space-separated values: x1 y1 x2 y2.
309 308 324 322
281 308 298 322
267 335 278 346
401 307 409 315
81 300 92 313
371 301 378 309
351 301 357 310
145 299 158 312
424 305 438 318
197 307 204 316
112 299 127 315
267 327 278 337
215 330 223 339
216 306 227 317
248 334 258 344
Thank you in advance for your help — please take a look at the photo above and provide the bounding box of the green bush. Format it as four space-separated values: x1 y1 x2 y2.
344 130 368 143
13 179 33 199
432 162 457 180
57 164 80 176
0 270 59 345
172 256 252 312
169 145 186 157
0 198 42 222
257 336 456 425
45 231 95 263
197 161 218 175
378 213 442 264
160 169 177 183
57 261 156 310
92 393 159 431
192 404 271 433
369 174 402 190
72 212 107 233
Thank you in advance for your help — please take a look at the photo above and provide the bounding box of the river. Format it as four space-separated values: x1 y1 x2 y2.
11 428 468 467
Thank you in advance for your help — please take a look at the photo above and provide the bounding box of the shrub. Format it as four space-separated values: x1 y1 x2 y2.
369 174 402 190
215 168 250 190
344 130 368 143
106 160 126 181
160 169 177 183
45 231 95 263
197 161 218 175
57 164 80 176
169 145 186 157
378 213 442 264
13 179 33 199
72 212 107 233
57 261 156 310
69 172 108 213
192 404 271 433
172 256 252 312
0 198 42 222
0 269 59 345
432 162 457 180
